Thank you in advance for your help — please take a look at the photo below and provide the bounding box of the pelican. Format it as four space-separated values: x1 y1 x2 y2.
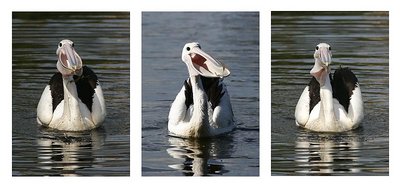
295 43 364 132
168 42 235 138
37 39 106 131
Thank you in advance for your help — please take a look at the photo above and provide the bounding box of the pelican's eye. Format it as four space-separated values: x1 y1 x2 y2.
328 46 331 50
59 42 62 47
315 46 319 50
186 47 190 51
71 42 74 47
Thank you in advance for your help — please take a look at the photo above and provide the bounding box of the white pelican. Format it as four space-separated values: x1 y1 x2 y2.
295 43 364 132
168 42 235 138
37 39 106 131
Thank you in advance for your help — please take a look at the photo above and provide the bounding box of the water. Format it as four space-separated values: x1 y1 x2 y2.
12 12 130 176
271 11 389 175
142 12 259 176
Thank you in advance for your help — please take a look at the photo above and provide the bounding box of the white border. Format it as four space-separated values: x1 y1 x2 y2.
2 0 398 187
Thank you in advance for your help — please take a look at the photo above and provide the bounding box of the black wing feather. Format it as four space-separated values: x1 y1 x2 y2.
201 77 225 110
332 67 358 112
308 76 320 114
183 76 226 110
49 72 64 112
74 66 99 112
184 79 193 109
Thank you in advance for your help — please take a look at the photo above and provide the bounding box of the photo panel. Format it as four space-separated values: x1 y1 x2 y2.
12 12 130 176
142 12 260 176
271 11 389 176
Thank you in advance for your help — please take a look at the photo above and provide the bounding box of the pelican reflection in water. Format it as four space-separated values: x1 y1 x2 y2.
167 136 234 176
37 128 106 176
295 131 361 175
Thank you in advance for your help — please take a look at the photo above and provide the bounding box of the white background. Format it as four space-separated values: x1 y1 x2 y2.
1 0 398 187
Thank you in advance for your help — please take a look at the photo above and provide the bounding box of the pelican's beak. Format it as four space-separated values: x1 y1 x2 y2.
184 45 230 78
56 40 83 77
310 43 332 84
319 47 332 67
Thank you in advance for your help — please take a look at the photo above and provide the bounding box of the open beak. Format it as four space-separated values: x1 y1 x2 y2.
57 43 82 76
186 46 230 78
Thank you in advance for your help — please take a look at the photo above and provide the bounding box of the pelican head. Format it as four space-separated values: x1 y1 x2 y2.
310 43 332 85
56 39 83 77
181 42 230 78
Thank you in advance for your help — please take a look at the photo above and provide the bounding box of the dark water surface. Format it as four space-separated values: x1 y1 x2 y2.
271 12 389 175
142 12 259 176
12 12 130 176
